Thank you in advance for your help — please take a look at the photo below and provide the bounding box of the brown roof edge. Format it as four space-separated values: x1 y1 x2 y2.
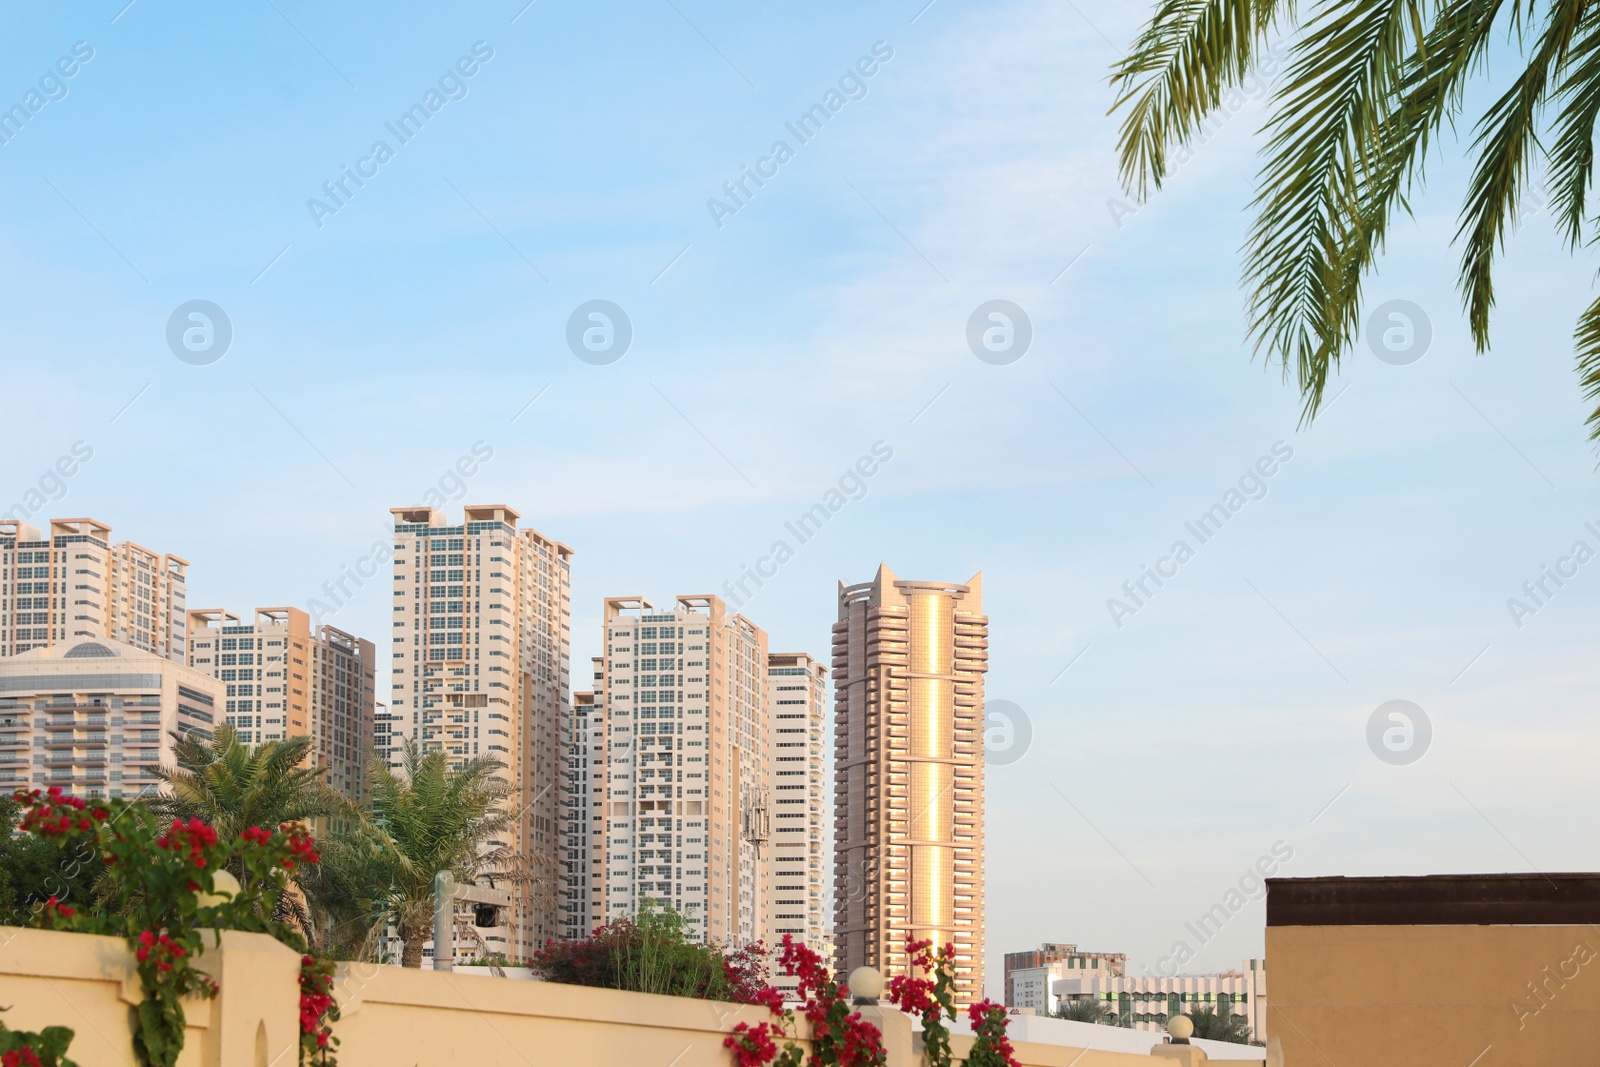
1267 873 1600 927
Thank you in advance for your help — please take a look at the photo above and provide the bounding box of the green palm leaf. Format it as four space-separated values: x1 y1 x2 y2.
1112 0 1290 197
1115 0 1600 446
1242 0 1431 419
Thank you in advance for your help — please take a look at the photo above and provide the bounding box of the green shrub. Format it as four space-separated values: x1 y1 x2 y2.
530 905 767 1001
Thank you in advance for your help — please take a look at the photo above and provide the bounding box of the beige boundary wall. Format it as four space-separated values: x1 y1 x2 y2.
0 927 300 1067
1266 873 1600 1066
1268 924 1600 1066
0 926 1191 1067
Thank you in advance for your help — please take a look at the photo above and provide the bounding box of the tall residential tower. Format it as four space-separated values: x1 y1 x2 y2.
389 505 572 960
187 607 376 807
766 651 829 998
833 566 987 1004
0 518 189 661
589 595 770 947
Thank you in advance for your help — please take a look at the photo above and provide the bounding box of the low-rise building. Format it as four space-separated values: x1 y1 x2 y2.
0 636 221 799
1013 960 1267 1039
1003 943 1127 1005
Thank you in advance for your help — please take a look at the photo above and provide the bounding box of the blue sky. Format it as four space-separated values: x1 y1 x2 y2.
4 0 1599 995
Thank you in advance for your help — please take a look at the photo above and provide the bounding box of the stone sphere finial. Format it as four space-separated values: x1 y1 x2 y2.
848 966 885 1005
1167 1015 1194 1042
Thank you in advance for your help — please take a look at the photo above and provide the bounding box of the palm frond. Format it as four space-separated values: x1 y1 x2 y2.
1242 0 1433 418
152 723 353 840
1312 0 1506 409
1539 11 1600 247
306 740 521 964
1456 0 1589 347
1111 0 1291 197
1575 290 1600 438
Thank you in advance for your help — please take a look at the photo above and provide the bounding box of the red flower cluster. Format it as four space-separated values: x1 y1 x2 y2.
298 953 342 1063
299 955 335 1044
750 986 787 1014
727 935 884 1067
281 824 320 869
156 818 219 867
136 929 188 973
36 896 76 928
724 1021 780 1067
240 825 273 846
1 1046 42 1067
777 934 832 1026
965 999 1022 1067
887 938 938 1019
833 1016 884 1067
887 971 935 1016
13 785 104 837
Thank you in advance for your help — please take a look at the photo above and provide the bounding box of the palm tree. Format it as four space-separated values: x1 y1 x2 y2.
1112 0 1600 443
152 723 353 939
1054 998 1115 1024
311 740 517 967
151 723 352 875
1185 1008 1254 1044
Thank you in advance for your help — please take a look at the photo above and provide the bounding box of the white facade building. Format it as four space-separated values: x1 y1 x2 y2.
765 651 827 996
1013 959 1268 1041
0 636 220 799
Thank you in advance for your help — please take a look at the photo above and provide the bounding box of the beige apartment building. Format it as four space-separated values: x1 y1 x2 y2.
559 667 602 941
187 607 376 807
588 595 771 948
833 565 988 1004
389 505 572 961
0 518 189 662
0 636 221 799
765 651 828 996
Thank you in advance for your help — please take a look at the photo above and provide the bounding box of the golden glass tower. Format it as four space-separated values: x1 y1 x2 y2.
832 565 987 1003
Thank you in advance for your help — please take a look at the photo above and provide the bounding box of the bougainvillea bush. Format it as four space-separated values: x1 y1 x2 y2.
0 1013 78 1067
11 788 338 1067
888 937 1020 1067
724 934 885 1067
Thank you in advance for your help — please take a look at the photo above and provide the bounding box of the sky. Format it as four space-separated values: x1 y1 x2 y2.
3 0 1599 997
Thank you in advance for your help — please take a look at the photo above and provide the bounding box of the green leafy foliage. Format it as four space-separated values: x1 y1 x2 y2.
303 740 517 966
0 1012 79 1067
530 905 768 1001
12 787 320 1067
0 798 103 926
1112 0 1600 446
1186 1006 1256 1043
1053 998 1116 1024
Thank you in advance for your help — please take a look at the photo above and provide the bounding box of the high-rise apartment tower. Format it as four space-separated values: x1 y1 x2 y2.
0 518 188 661
589 595 769 947
832 565 987 1004
187 607 376 808
388 505 572 960
766 651 828 998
